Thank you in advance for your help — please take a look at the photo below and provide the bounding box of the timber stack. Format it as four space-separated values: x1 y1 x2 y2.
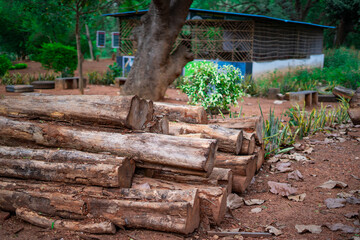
0 96 265 235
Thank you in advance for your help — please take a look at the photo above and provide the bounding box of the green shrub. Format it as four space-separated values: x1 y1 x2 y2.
0 54 12 77
88 71 103 85
180 61 245 113
9 63 28 70
38 43 77 76
101 63 122 85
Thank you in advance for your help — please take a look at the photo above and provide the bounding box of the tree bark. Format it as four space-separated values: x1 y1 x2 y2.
0 178 200 234
348 87 360 125
132 175 227 225
121 0 194 100
146 115 169 134
169 122 243 154
0 95 153 130
0 117 217 176
154 102 208 124
16 208 116 234
208 116 263 144
85 24 94 61
255 146 265 172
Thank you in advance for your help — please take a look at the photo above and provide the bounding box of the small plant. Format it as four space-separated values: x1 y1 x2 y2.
0 54 12 77
180 61 245 114
38 42 77 77
9 63 28 70
88 71 102 85
101 63 122 85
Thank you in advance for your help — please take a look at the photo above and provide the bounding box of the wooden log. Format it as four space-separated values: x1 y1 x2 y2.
153 102 208 124
132 175 227 225
0 95 153 130
138 167 233 196
348 88 360 125
208 116 263 144
240 132 256 155
0 178 200 234
16 208 116 234
0 117 217 177
179 133 205 138
0 146 135 187
255 146 265 172
215 153 257 193
215 154 256 177
169 122 243 155
332 86 355 100
146 115 169 134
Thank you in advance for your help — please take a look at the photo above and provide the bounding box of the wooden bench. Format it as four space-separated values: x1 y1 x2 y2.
6 85 34 93
55 77 87 90
289 90 318 107
114 77 127 88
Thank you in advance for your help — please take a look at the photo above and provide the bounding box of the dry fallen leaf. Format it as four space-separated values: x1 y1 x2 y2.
324 198 346 209
344 212 359 219
318 180 347 189
288 170 304 181
227 193 244 210
276 162 293 173
337 192 354 198
268 181 297 196
288 193 306 202
244 199 265 206
266 226 282 236
325 223 360 234
295 224 322 234
346 197 360 204
250 207 262 213
303 147 313 154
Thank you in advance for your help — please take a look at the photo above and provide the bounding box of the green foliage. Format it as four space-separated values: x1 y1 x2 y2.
180 61 245 113
38 43 77 76
9 63 28 70
0 54 12 77
102 62 122 85
0 72 59 85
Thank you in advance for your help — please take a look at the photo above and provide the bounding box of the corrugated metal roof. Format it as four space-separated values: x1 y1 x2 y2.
103 8 335 29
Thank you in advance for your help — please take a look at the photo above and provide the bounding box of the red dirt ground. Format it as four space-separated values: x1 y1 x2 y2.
0 60 358 240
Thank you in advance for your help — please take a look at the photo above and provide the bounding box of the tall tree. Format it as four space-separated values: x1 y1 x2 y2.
60 0 113 94
121 0 194 100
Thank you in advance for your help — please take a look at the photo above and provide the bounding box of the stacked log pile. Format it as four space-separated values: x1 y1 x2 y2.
0 96 265 235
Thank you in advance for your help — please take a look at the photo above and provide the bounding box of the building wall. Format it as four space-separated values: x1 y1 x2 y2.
251 54 324 79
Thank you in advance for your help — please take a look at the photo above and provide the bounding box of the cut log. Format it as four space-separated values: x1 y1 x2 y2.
215 153 257 193
0 117 217 177
153 102 208 124
348 88 360 125
208 116 263 144
0 178 200 234
240 132 256 155
16 208 116 234
132 175 227 225
332 86 355 100
138 167 233 195
255 146 265 171
146 115 169 134
215 154 256 177
179 133 205 138
0 146 135 188
169 122 243 154
0 95 153 130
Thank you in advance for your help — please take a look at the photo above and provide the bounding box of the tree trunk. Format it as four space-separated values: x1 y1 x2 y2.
121 0 194 100
146 115 169 134
16 208 116 234
0 117 217 176
154 102 208 124
255 146 265 172
348 87 360 125
85 24 94 61
75 13 84 94
0 178 200 234
132 175 227 226
169 122 243 154
0 95 153 130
